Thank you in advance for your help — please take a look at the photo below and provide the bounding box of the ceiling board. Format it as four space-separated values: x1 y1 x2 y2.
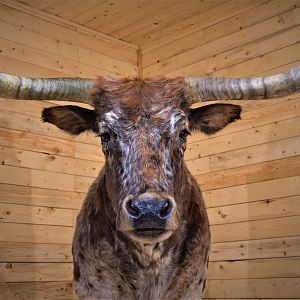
16 0 224 48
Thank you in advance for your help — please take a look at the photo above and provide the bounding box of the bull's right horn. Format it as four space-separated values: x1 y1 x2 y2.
0 73 95 103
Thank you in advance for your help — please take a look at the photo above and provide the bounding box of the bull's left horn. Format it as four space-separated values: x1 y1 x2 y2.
0 73 94 103
186 65 300 102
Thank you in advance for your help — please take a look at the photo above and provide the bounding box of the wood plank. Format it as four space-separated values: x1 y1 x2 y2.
142 0 295 66
0 18 137 76
0 127 75 157
207 195 300 225
0 222 74 244
203 176 300 208
0 53 68 77
0 145 102 177
0 262 73 282
114 0 224 43
166 24 300 77
0 203 74 226
0 98 62 118
0 146 75 174
42 0 83 16
0 98 94 119
185 157 210 176
0 242 72 262
210 236 300 262
196 155 300 191
73 192 85 209
185 116 300 161
204 278 300 298
187 96 300 144
255 59 300 76
211 42 300 78
73 158 102 177
0 184 84 209
208 257 300 279
70 0 115 24
61 0 104 20
209 135 300 172
140 0 266 49
95 0 185 37
144 6 300 75
0 1 137 64
0 281 73 300
0 36 120 78
0 108 100 146
203 299 297 300
73 209 80 227
0 165 74 192
199 24 300 76
74 175 95 193
74 142 105 162
0 106 88 143
211 216 300 243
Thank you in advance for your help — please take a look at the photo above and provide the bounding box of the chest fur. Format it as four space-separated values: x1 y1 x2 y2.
133 245 176 300
73 239 177 300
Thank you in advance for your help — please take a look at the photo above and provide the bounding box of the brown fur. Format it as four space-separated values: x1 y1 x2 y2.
42 77 241 300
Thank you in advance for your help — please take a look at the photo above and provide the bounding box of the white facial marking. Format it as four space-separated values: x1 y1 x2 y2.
104 111 119 122
170 111 185 134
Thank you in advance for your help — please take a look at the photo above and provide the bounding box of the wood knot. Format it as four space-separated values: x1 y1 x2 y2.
6 263 12 269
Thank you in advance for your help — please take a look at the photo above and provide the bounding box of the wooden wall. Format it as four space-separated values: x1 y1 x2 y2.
0 1 137 299
1 0 300 299
142 0 300 299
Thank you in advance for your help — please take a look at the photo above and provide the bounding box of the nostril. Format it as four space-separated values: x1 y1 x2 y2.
126 200 140 217
159 200 172 218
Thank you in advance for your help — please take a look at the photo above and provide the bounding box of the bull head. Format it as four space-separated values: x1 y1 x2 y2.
0 67 299 244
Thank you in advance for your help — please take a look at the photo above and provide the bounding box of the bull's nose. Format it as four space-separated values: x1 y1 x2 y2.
126 198 173 219
118 193 179 241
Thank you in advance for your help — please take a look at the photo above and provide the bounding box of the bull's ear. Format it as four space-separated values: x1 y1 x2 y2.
42 105 97 135
188 103 241 134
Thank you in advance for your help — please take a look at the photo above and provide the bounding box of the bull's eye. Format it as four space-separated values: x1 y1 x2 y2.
179 129 190 141
100 132 110 143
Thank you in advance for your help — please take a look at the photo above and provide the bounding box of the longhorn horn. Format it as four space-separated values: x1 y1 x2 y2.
0 73 94 103
186 65 300 102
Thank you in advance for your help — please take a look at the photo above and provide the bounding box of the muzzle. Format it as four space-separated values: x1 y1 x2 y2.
117 192 179 243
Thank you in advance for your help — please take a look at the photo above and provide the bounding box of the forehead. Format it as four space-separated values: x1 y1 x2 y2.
92 76 191 122
101 107 187 131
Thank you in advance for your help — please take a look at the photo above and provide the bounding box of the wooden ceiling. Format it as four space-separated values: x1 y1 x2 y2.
16 0 225 48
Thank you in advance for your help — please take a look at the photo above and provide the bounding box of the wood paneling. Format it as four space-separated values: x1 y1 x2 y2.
1 0 138 69
0 0 299 299
0 184 84 209
210 236 300 262
207 195 300 225
203 176 300 208
0 262 73 282
208 257 300 279
143 4 300 76
142 0 298 67
0 223 74 244
211 216 300 243
197 156 300 191
15 0 225 48
0 281 73 300
204 278 300 299
0 203 74 226
0 242 72 262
